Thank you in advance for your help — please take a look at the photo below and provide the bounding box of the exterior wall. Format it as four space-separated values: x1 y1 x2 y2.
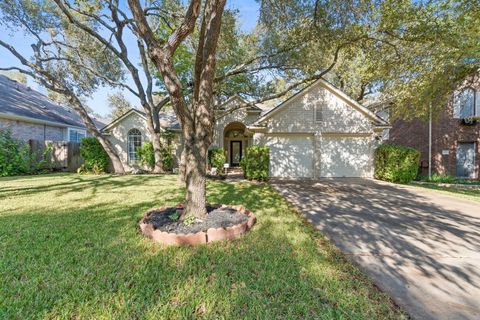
106 112 152 171
255 82 377 178
389 98 480 178
0 118 65 141
264 84 373 134
212 99 260 148
106 112 183 171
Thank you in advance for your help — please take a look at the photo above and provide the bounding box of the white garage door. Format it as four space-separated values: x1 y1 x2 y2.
320 136 373 177
267 135 314 178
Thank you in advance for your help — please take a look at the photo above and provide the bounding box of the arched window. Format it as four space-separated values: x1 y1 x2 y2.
127 129 142 163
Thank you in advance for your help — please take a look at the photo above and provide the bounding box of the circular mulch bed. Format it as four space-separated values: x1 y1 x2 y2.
139 203 256 245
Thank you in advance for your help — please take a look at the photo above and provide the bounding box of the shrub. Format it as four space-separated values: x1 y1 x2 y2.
208 147 226 175
137 141 174 172
79 137 110 174
425 173 456 183
241 146 270 181
0 129 30 176
137 141 155 169
374 144 420 183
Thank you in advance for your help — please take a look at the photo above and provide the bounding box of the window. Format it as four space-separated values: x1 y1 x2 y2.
315 105 323 122
128 129 142 163
453 88 476 118
68 128 86 142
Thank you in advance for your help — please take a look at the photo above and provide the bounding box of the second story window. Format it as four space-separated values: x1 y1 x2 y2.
453 88 476 119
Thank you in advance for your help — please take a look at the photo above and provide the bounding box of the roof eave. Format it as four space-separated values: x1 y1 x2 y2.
0 112 80 129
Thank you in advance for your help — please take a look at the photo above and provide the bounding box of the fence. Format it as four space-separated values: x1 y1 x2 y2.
29 140 83 172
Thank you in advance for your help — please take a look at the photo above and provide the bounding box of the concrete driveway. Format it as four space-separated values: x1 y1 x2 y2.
271 178 480 320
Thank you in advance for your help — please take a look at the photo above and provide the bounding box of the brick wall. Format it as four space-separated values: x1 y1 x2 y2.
389 100 480 178
0 118 65 141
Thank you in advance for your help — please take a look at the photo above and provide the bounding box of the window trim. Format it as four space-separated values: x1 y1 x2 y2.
127 128 142 164
67 127 86 142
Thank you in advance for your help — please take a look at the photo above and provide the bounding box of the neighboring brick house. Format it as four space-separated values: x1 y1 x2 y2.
0 74 104 142
102 79 390 177
388 83 480 179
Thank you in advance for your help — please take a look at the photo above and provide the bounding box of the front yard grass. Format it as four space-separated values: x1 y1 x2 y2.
409 183 480 202
0 174 405 319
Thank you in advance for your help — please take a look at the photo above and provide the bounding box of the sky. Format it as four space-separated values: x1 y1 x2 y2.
0 0 260 118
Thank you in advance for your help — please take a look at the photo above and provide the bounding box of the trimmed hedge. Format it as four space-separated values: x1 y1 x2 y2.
208 147 226 175
79 137 110 174
374 144 420 183
240 146 270 181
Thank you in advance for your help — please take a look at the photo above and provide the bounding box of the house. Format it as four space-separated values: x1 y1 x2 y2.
388 82 480 179
101 79 390 178
0 74 103 142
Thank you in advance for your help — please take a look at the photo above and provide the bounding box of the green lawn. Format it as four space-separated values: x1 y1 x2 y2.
410 183 480 202
0 174 404 319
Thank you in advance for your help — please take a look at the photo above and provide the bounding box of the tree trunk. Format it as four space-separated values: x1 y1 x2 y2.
184 139 208 218
151 132 164 174
178 147 187 186
101 140 126 174
144 107 164 173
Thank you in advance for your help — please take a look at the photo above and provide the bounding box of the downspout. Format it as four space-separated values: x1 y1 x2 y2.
428 103 432 179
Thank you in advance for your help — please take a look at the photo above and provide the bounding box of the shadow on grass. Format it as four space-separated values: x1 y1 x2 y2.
0 175 403 319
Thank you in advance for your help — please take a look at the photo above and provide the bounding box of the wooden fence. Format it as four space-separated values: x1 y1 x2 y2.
29 140 83 172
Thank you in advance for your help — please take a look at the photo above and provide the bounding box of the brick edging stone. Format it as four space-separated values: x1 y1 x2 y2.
139 203 256 245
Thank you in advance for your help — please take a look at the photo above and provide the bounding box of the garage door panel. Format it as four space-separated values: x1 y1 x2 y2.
267 135 313 178
321 137 373 177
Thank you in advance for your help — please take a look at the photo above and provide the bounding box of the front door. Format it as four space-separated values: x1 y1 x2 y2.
456 142 476 178
230 141 242 166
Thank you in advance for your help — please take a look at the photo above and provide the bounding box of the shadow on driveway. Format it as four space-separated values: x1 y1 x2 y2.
272 178 480 320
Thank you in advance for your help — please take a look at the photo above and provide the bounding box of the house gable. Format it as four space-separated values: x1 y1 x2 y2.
254 79 388 134
101 109 146 133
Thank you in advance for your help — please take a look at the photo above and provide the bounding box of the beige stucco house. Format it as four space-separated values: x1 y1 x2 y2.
101 79 389 178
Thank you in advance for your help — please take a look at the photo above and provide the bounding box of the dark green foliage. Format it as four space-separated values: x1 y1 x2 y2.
0 129 30 176
137 141 155 169
374 144 420 183
208 147 226 175
79 137 110 174
137 141 174 172
0 129 52 176
419 173 480 185
160 144 174 171
241 146 270 181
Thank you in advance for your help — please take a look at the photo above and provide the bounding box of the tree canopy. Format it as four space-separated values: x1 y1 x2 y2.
256 0 480 119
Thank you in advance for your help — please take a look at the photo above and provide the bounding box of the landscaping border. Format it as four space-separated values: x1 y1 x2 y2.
139 203 256 245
